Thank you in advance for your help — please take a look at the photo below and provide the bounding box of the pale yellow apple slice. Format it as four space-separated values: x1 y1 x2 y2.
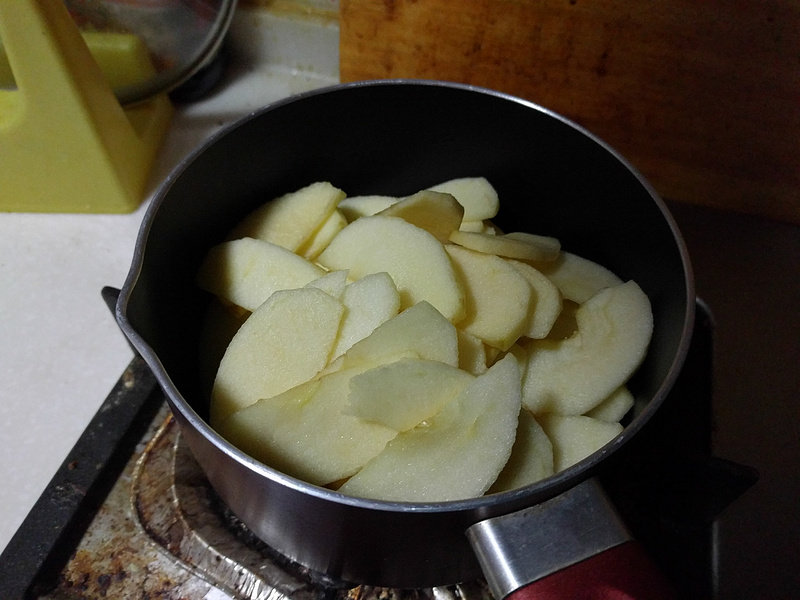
521 280 653 416
297 208 347 260
585 386 635 422
337 194 400 221
345 357 474 431
227 181 345 251
210 286 344 425
317 215 465 322
449 230 561 262
428 176 499 221
488 410 554 493
217 366 397 486
197 237 326 312
444 244 532 350
331 272 401 359
506 259 563 339
376 190 464 243
340 300 459 369
457 329 488 374
538 414 622 472
534 251 623 304
338 354 522 502
305 269 348 298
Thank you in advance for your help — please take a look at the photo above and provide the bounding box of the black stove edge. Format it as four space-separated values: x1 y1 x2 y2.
0 353 163 600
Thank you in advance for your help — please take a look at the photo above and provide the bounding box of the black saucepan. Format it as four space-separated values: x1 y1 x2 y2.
116 80 694 598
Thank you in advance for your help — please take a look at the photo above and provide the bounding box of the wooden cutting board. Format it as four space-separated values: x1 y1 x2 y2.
340 0 800 224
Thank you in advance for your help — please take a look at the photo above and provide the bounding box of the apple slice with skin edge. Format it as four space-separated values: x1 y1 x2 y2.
227 181 345 251
376 190 464 243
339 300 459 370
488 409 554 493
428 176 499 222
538 413 623 472
444 244 532 351
317 215 466 322
337 354 522 502
217 365 397 487
331 271 401 360
534 251 623 304
210 286 344 426
345 357 474 432
197 237 326 312
521 280 653 416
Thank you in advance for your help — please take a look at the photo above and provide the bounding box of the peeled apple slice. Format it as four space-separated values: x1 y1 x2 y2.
340 300 459 369
196 237 325 312
377 190 464 243
449 230 561 262
337 194 400 221
217 366 397 486
227 181 345 251
444 244 532 350
506 259 563 339
538 414 623 472
338 354 522 502
521 281 653 416
210 287 344 425
297 208 347 260
535 251 623 304
331 272 401 359
317 215 466 322
585 386 635 423
345 357 474 431
428 176 499 221
488 410 554 493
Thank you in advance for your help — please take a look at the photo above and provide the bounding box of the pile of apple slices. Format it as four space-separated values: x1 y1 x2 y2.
197 178 653 502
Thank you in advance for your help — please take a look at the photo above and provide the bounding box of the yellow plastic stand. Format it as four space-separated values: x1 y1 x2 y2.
0 0 173 213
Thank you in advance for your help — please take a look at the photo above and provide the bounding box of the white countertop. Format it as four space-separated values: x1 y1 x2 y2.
0 5 339 555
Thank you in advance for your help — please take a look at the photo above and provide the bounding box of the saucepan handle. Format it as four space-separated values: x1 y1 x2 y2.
466 478 676 600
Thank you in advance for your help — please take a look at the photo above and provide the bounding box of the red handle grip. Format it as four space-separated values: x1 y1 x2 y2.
507 541 677 600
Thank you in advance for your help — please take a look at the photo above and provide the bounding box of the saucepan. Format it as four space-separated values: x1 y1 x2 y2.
116 80 694 598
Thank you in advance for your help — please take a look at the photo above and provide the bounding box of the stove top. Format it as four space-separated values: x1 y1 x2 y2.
0 301 757 600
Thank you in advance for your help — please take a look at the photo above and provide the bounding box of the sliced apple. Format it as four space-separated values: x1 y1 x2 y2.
346 357 474 431
534 251 623 304
521 281 653 415
376 190 464 243
227 181 345 251
488 410 554 493
317 215 465 322
449 230 561 262
210 286 344 425
331 272 401 359
337 354 522 502
340 300 459 369
305 269 348 298
457 329 488 374
444 244 532 350
297 208 347 260
585 386 635 422
538 414 622 472
337 194 400 221
217 366 397 486
197 237 326 312
428 176 499 221
506 259 563 339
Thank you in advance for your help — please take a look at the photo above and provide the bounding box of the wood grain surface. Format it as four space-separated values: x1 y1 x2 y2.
340 0 799 224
